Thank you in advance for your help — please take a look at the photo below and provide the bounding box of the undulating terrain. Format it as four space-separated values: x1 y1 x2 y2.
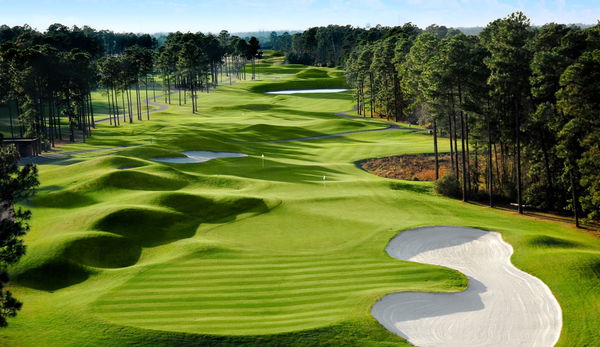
2 54 600 346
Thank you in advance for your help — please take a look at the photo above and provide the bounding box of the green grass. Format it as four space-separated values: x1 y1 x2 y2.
2 65 599 346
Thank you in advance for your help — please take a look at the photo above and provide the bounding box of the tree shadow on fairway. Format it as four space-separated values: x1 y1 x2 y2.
388 181 432 194
528 235 582 248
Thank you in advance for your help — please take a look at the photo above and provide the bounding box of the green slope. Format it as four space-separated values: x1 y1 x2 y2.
2 62 599 347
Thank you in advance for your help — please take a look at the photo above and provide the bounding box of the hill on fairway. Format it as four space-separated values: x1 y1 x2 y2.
3 57 600 346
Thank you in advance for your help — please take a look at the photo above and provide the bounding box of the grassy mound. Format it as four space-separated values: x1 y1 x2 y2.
10 232 141 290
57 155 150 174
93 208 194 247
64 232 142 268
75 170 187 192
11 249 93 292
590 260 600 278
529 235 581 248
33 190 96 208
156 193 269 221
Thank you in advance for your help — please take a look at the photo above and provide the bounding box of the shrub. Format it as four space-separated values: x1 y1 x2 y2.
434 173 461 199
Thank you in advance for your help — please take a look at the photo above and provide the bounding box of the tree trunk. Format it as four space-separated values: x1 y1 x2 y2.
152 75 156 102
465 113 471 193
369 71 374 118
460 109 468 201
515 101 523 214
112 88 120 126
120 90 126 123
7 101 15 138
542 144 554 203
107 89 113 126
145 76 150 120
127 89 133 123
190 73 195 114
89 93 95 129
448 113 455 175
136 81 142 121
487 115 494 207
433 117 439 180
569 169 580 228
178 74 182 106
453 109 459 182
393 74 401 122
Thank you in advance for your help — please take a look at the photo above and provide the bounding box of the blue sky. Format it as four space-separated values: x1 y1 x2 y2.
0 0 598 33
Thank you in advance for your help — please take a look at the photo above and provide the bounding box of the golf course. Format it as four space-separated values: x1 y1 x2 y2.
0 52 598 346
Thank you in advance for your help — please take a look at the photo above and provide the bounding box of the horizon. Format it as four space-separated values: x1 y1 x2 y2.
0 0 598 34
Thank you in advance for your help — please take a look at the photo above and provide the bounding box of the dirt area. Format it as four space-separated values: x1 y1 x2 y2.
360 153 452 181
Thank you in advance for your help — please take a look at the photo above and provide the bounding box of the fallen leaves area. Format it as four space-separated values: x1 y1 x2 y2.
360 153 452 181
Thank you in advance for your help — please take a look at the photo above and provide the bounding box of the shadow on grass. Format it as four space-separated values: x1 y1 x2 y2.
388 181 432 194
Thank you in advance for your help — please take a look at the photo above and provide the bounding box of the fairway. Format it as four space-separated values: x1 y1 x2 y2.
3 61 600 346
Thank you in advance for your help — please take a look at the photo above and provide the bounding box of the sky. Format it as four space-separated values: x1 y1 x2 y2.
0 0 598 34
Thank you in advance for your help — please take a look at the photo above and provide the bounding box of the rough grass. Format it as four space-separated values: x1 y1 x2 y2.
2 65 599 347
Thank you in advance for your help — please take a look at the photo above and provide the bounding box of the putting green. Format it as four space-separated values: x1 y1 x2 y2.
3 61 600 346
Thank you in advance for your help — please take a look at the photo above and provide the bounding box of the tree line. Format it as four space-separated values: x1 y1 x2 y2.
341 13 599 223
0 25 261 146
284 24 460 67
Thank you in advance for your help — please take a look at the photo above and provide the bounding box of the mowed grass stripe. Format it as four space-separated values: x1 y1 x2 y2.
149 258 406 273
94 254 449 334
133 265 422 281
97 291 358 306
120 272 429 289
104 277 442 297
116 317 341 330
105 273 442 295
126 315 341 327
95 298 352 312
97 293 353 308
101 280 429 301
95 281 448 313
100 307 347 321
156 256 385 270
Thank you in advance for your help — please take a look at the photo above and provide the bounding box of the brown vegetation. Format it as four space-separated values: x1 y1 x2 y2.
360 153 452 181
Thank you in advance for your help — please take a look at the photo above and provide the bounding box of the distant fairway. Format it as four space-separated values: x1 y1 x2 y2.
3 54 599 346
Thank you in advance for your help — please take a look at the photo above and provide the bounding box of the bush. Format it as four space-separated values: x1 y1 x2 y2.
434 173 461 199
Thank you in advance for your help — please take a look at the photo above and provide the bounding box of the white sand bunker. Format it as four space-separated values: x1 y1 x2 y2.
265 88 349 94
151 151 247 163
372 226 562 347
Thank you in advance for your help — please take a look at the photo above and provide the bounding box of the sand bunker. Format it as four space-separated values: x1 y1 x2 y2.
265 88 349 94
371 226 562 347
151 151 247 164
